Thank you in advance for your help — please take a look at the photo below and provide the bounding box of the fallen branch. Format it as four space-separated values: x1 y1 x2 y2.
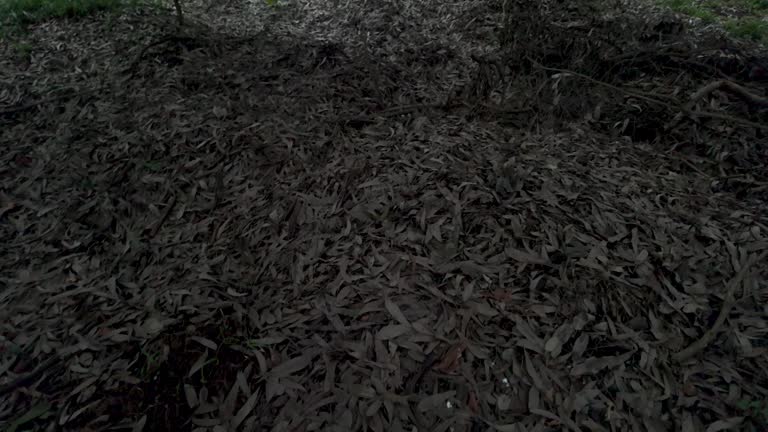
689 110 768 131
149 193 177 238
688 80 768 108
528 59 677 109
528 60 768 132
673 250 768 363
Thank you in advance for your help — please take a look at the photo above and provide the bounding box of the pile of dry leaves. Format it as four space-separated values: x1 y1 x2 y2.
1 0 767 430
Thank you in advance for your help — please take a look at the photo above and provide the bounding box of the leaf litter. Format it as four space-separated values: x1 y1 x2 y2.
1 0 768 430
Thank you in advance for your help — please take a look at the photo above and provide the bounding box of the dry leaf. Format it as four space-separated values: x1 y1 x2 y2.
434 342 466 373
375 324 410 340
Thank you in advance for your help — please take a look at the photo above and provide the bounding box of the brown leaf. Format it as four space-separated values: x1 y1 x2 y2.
376 324 410 340
434 342 466 374
269 353 314 378
467 391 480 414
384 296 410 326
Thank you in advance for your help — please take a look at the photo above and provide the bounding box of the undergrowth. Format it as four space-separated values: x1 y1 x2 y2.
725 16 768 41
0 0 143 31
659 0 768 42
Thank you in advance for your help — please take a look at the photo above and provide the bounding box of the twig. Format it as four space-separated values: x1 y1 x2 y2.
689 110 768 131
536 61 768 133
673 250 768 363
689 80 768 108
528 59 676 109
149 193 177 238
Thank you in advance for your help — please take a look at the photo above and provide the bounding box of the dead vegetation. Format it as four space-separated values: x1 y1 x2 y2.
1 0 767 430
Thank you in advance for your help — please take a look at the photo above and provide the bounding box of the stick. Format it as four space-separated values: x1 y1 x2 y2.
673 250 768 363
528 59 677 109
689 80 768 108
689 110 768 131
149 193 177 238
529 60 768 131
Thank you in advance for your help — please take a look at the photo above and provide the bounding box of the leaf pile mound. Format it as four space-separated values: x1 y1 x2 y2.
1 0 767 431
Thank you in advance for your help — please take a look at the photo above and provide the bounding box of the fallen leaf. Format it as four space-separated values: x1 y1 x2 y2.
434 342 466 373
376 324 410 340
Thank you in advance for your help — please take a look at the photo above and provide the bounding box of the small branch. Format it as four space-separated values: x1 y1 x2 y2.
689 80 768 108
529 61 768 133
528 59 677 109
673 250 768 363
689 110 768 131
149 193 177 238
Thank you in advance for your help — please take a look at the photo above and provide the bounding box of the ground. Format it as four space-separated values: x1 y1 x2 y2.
1 0 768 431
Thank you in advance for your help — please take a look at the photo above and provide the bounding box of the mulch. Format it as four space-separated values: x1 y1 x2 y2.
1 0 767 430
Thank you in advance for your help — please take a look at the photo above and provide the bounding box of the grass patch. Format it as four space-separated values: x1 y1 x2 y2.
660 0 718 22
0 0 138 29
725 16 768 40
658 0 768 42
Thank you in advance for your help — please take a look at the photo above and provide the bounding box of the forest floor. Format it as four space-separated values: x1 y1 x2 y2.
1 0 768 431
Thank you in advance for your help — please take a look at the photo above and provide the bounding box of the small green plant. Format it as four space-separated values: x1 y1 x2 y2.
1 0 114 23
11 41 32 57
736 399 768 425
142 160 164 172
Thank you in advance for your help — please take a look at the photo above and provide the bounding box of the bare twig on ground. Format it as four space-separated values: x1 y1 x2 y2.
689 110 768 131
530 61 768 133
689 80 768 108
528 59 677 109
149 193 177 238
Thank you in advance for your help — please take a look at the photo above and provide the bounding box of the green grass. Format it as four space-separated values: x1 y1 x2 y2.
661 0 718 22
659 0 768 42
725 16 768 40
0 0 135 28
